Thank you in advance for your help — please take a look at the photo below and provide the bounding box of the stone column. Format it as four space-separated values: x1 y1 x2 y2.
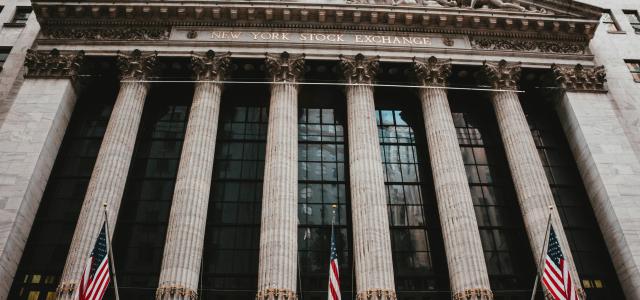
413 57 493 300
339 54 396 300
256 52 304 300
481 60 583 298
56 50 157 300
552 64 640 299
155 51 231 300
0 49 84 299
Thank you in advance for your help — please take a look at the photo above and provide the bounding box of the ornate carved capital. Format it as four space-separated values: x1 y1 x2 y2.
265 51 305 83
453 288 494 300
256 288 298 300
55 281 76 296
551 64 606 92
191 50 231 81
155 285 198 300
413 56 452 87
481 60 522 90
117 49 158 81
356 289 397 300
339 53 380 84
24 49 84 79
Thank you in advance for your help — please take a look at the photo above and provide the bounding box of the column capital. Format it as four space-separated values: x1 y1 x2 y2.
339 53 380 84
191 50 231 81
481 60 522 90
117 49 158 81
24 49 85 80
551 63 607 92
155 285 197 300
453 288 493 300
265 51 305 83
413 56 452 87
356 289 397 300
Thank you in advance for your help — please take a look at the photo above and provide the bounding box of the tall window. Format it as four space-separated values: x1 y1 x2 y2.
624 10 640 33
625 60 640 82
111 84 192 298
376 91 449 299
0 47 10 71
9 81 116 300
298 88 353 300
523 101 624 299
602 10 622 33
11 7 31 24
450 96 536 299
201 85 268 299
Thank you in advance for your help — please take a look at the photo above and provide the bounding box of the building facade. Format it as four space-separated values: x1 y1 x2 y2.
0 0 639 300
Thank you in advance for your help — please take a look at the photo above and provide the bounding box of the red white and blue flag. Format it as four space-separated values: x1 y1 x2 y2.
328 227 341 300
542 226 578 300
79 223 111 300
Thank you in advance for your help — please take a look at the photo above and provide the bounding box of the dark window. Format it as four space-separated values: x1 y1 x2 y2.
11 6 31 24
298 87 353 300
602 10 622 32
522 99 624 299
201 85 268 300
0 47 10 70
377 89 450 299
624 10 640 33
450 95 536 299
110 83 192 298
625 60 640 82
9 79 117 300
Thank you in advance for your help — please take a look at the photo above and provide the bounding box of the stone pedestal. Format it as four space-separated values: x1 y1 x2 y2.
256 52 304 300
413 57 493 300
0 50 84 300
156 51 230 300
340 54 396 300
56 50 157 300
482 60 583 298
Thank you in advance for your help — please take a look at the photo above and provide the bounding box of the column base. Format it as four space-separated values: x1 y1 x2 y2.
356 289 397 300
255 288 297 300
453 288 493 300
155 285 198 300
55 281 76 300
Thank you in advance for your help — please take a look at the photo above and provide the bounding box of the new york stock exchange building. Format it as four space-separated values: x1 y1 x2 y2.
2 0 640 299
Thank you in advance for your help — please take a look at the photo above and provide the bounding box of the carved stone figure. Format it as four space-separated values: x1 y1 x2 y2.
470 0 527 11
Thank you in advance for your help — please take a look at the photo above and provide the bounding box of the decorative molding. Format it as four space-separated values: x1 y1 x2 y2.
116 49 158 81
41 27 170 40
551 63 606 92
191 50 231 81
255 288 297 300
413 56 452 87
155 285 198 300
481 59 522 90
265 51 305 83
55 282 76 297
452 288 494 300
339 53 380 84
24 48 85 79
355 289 398 300
470 37 587 54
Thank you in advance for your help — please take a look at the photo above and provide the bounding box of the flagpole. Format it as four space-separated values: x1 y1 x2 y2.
530 206 554 300
103 203 121 300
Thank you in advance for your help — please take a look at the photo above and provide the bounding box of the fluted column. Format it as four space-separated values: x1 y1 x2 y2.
482 60 584 299
256 52 304 300
413 57 493 300
155 51 231 300
339 54 396 300
56 50 157 300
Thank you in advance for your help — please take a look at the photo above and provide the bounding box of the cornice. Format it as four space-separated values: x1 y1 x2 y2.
32 1 599 40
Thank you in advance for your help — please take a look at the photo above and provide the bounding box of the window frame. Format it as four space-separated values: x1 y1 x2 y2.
5 6 32 26
602 10 624 33
0 47 11 71
623 10 640 34
624 60 640 83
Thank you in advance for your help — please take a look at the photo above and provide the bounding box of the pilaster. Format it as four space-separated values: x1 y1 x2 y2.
482 60 584 299
256 51 304 300
413 56 493 300
156 51 230 300
340 53 396 300
0 49 84 300
57 49 157 300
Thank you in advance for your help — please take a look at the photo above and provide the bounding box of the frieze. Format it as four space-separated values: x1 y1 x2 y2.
470 37 587 54
41 27 170 41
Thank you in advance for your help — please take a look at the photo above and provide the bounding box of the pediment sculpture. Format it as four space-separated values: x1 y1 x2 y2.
346 0 539 12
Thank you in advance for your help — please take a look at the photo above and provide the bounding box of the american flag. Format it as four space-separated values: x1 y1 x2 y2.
542 226 578 300
79 223 111 300
328 227 341 300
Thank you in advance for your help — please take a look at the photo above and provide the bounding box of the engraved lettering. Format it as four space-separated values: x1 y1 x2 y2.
251 32 260 40
355 35 364 43
230 32 241 39
282 33 290 40
336 34 345 42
